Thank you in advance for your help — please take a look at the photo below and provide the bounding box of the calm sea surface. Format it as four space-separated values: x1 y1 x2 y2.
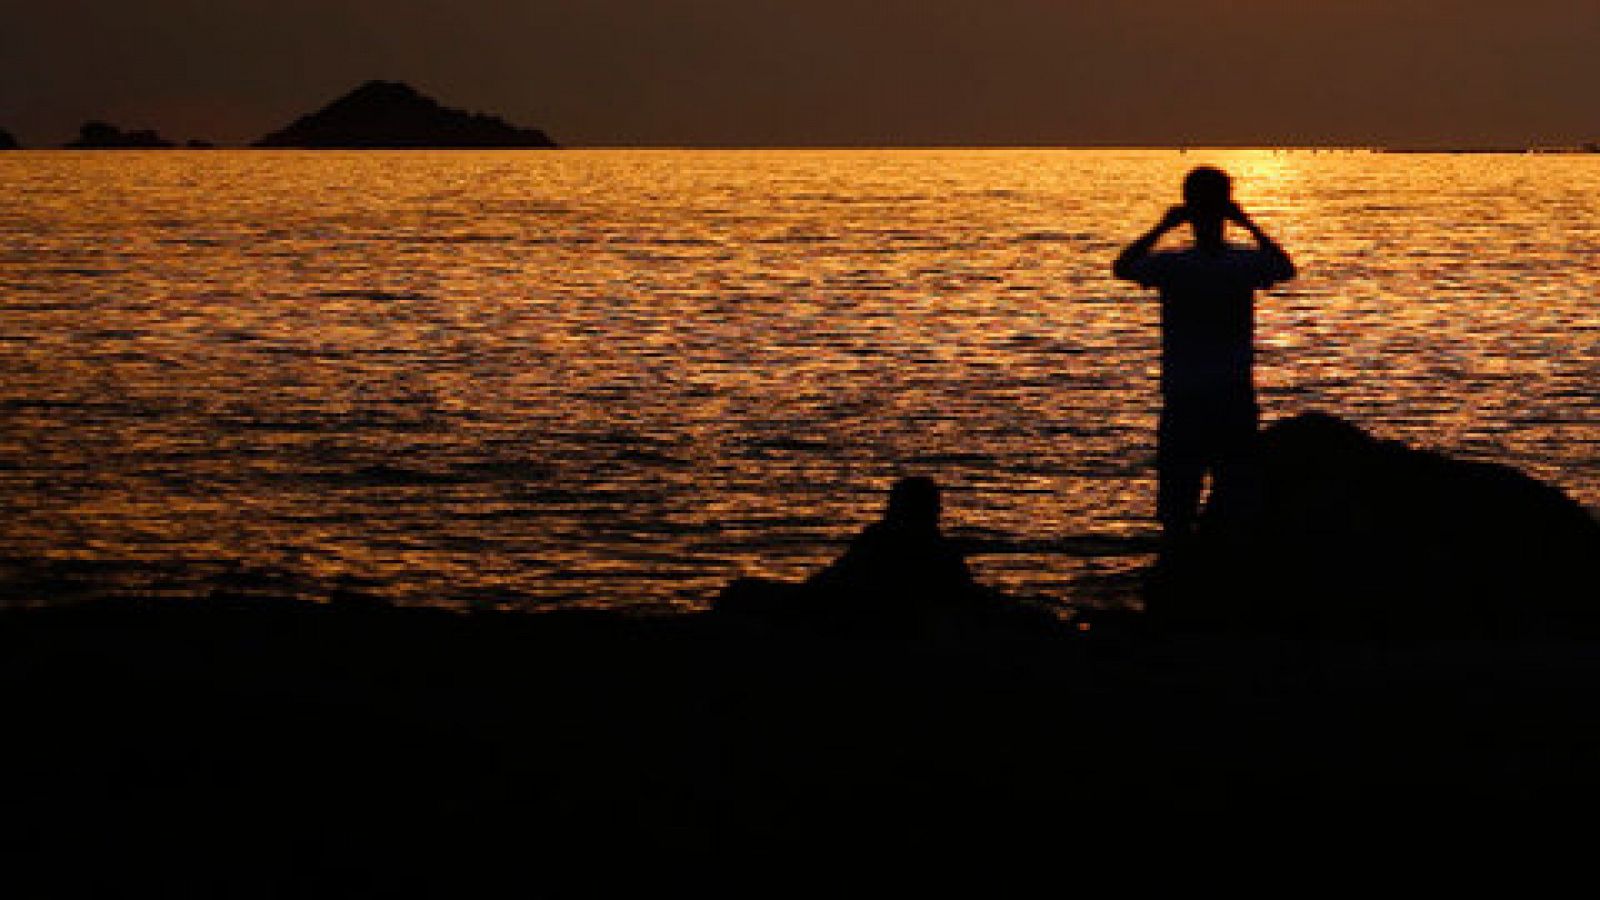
1 149 1595 610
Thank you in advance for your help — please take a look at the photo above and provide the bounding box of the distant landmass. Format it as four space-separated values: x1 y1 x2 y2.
65 122 176 149
1382 143 1600 154
253 81 557 149
0 128 18 150
1530 142 1600 154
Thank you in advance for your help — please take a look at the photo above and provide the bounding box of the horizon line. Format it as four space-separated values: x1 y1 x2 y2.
12 144 1587 154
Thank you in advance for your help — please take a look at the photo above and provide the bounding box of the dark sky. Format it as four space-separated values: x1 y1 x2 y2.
4 0 1597 147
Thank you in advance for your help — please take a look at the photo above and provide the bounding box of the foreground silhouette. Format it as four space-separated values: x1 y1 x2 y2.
1153 412 1600 635
1114 167 1296 548
1 424 1597 886
714 476 1053 635
709 419 1595 639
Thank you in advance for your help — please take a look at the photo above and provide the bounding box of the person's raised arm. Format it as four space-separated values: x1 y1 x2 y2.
1228 204 1297 282
1113 206 1188 282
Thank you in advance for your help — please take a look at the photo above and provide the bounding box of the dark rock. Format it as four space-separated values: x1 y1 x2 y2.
0 128 18 150
65 121 176 149
1153 412 1600 635
253 80 557 149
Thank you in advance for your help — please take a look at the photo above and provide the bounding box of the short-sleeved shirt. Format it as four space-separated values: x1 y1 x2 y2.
1122 246 1294 397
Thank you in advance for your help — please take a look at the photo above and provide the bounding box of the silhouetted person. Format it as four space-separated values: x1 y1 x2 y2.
1113 167 1296 547
713 477 1044 635
805 476 979 624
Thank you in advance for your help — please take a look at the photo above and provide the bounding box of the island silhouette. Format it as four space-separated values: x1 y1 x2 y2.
253 80 558 149
64 121 177 149
0 128 18 150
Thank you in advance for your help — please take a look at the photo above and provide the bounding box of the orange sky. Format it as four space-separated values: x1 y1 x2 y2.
4 0 1598 146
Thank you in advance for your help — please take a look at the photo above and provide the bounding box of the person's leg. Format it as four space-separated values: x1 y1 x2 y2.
1157 402 1207 541
1203 392 1262 525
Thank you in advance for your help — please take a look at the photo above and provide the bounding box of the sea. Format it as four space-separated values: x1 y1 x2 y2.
1 149 1595 611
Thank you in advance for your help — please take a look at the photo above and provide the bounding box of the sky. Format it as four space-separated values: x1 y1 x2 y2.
3 0 1598 147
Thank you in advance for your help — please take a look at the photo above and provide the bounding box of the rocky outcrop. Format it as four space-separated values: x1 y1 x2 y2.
1153 412 1600 635
64 121 176 149
253 80 557 149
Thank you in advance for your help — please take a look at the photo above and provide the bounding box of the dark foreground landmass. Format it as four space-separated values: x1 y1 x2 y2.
6 597 1600 891
1 413 1595 890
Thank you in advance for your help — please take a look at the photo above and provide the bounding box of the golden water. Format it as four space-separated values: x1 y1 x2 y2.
1 149 1595 609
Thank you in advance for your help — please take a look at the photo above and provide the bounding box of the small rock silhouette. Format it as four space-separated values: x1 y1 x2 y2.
65 121 176 149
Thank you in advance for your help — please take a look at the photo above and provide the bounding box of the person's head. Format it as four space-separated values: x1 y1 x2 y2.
884 476 941 531
1182 166 1233 248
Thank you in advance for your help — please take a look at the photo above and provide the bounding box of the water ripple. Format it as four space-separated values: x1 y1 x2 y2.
0 149 1594 610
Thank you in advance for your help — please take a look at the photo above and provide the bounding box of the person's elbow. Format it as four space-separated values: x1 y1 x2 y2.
1112 256 1138 282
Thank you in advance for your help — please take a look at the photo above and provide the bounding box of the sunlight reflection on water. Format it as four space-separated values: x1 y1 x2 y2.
0 149 1595 609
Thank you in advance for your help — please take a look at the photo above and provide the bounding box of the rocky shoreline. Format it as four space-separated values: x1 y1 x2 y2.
4 594 1600 888
1 411 1594 887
